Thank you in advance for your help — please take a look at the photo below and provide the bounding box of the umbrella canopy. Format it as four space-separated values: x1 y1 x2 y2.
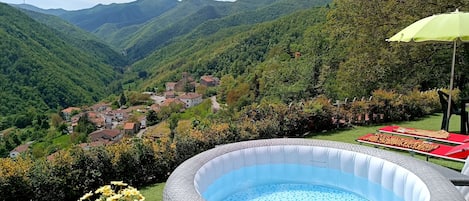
387 9 469 131
387 9 469 42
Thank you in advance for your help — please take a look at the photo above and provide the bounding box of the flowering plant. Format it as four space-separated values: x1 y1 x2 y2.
78 181 145 201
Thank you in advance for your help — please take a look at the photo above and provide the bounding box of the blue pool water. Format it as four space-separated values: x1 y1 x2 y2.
202 164 404 201
224 183 367 201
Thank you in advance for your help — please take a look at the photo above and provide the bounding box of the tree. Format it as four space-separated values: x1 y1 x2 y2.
33 113 50 130
0 157 34 200
13 114 33 129
124 91 152 106
119 92 127 107
146 110 159 126
50 113 64 129
138 71 148 78
218 75 236 103
195 85 207 97
183 81 195 93
226 82 253 110
168 114 180 140
74 113 96 134
0 117 10 130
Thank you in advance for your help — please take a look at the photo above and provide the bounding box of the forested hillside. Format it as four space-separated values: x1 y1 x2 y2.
120 0 330 61
128 0 469 105
18 0 330 62
0 3 121 119
20 9 128 67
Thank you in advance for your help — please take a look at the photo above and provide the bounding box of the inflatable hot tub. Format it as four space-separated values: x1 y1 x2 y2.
163 139 465 201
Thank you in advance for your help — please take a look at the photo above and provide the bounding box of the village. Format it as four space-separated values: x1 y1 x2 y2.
8 73 220 158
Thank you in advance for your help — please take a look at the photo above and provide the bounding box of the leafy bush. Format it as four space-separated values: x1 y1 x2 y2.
336 89 450 125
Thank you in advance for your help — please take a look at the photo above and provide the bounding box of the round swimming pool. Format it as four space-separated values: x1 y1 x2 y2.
163 139 465 201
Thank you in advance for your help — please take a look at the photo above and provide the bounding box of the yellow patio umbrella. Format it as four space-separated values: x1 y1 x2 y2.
387 9 469 130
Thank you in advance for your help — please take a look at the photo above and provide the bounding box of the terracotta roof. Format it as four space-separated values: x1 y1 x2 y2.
124 123 135 130
12 144 29 153
89 129 121 141
162 98 185 107
87 111 98 118
201 75 215 82
90 118 104 125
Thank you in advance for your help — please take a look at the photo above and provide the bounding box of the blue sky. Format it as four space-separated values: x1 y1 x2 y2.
0 0 137 10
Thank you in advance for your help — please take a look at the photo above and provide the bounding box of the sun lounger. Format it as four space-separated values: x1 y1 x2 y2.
357 133 467 163
378 125 469 145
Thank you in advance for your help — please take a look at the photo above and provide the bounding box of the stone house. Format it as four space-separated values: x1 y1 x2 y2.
200 75 219 87
179 93 203 108
123 122 139 135
9 143 30 158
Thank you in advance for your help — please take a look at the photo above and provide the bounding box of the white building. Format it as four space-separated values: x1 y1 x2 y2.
178 93 203 108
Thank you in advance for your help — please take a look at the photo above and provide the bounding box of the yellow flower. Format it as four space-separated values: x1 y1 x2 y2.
95 185 114 197
105 194 122 201
78 191 93 201
121 187 139 197
81 181 144 201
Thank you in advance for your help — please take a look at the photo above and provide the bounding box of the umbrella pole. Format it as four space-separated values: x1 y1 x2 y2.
445 41 457 131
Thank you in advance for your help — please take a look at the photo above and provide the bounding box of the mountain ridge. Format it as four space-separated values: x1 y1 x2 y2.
15 0 329 61
0 3 121 116
19 9 128 67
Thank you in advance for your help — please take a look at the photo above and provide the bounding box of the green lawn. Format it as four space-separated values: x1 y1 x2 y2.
142 113 466 200
140 182 165 201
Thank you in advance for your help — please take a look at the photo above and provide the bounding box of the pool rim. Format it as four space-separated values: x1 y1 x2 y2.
163 138 465 201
